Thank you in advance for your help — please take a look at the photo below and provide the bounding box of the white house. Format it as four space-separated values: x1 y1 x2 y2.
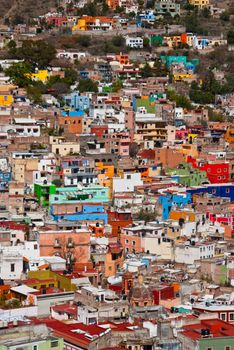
112 172 143 193
125 36 144 49
175 241 215 264
0 248 23 280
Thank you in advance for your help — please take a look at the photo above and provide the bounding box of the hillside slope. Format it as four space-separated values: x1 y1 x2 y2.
0 0 58 25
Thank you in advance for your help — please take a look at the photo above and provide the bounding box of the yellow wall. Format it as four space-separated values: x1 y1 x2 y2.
188 133 198 144
179 144 198 159
72 19 86 31
173 73 193 82
0 95 13 106
28 270 76 291
169 210 196 222
189 0 209 7
30 70 49 82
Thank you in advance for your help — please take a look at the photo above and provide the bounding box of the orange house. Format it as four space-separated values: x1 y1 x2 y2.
89 224 105 237
115 54 129 65
107 210 133 237
0 285 11 299
59 114 83 134
105 243 124 277
39 229 91 264
169 210 196 222
120 230 142 254
225 128 234 145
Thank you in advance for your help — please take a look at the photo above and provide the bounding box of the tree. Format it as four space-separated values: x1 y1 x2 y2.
112 80 122 92
143 37 150 48
78 78 98 93
50 81 70 96
76 35 91 47
5 62 32 87
64 68 78 86
220 11 230 21
141 63 154 78
227 30 234 45
201 7 210 18
137 209 157 223
7 40 17 57
167 89 192 110
27 85 43 104
16 40 56 68
111 35 125 47
189 89 214 104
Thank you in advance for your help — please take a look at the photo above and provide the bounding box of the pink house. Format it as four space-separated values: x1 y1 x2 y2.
46 16 68 27
176 129 188 140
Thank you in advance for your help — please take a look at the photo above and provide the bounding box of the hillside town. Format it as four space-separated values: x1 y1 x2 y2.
0 0 234 349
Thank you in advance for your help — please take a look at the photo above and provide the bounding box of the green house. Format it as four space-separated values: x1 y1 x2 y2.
0 324 63 350
149 34 164 46
34 183 56 207
166 163 209 187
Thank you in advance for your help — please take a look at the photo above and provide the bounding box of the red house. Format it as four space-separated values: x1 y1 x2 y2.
152 285 175 305
187 156 229 184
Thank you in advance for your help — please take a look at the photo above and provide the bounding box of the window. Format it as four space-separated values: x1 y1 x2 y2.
226 188 230 194
221 313 226 321
127 175 131 179
132 241 136 246
206 348 213 350
51 341 59 348
33 345 38 350
10 264 15 272
34 244 38 250
230 313 234 321
225 347 231 350
217 168 221 173
126 239 129 244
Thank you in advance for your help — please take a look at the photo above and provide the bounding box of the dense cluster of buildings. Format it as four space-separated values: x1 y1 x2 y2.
0 0 233 349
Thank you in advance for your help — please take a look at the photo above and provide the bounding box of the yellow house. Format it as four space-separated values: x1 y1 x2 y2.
29 70 49 82
28 270 77 291
173 73 194 82
187 133 198 144
96 162 114 199
179 144 198 159
0 94 14 107
72 18 86 32
189 0 209 7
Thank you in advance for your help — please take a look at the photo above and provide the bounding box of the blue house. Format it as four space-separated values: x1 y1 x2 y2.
161 55 187 67
187 184 234 203
80 70 89 79
0 171 11 189
51 204 108 224
64 91 90 111
61 110 84 118
159 192 192 220
136 11 156 27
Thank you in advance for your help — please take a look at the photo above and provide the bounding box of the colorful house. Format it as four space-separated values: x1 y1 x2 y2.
0 94 14 107
187 156 230 184
166 163 209 186
72 16 114 32
59 110 85 134
29 70 49 82
64 92 90 111
158 191 192 220
34 184 56 207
